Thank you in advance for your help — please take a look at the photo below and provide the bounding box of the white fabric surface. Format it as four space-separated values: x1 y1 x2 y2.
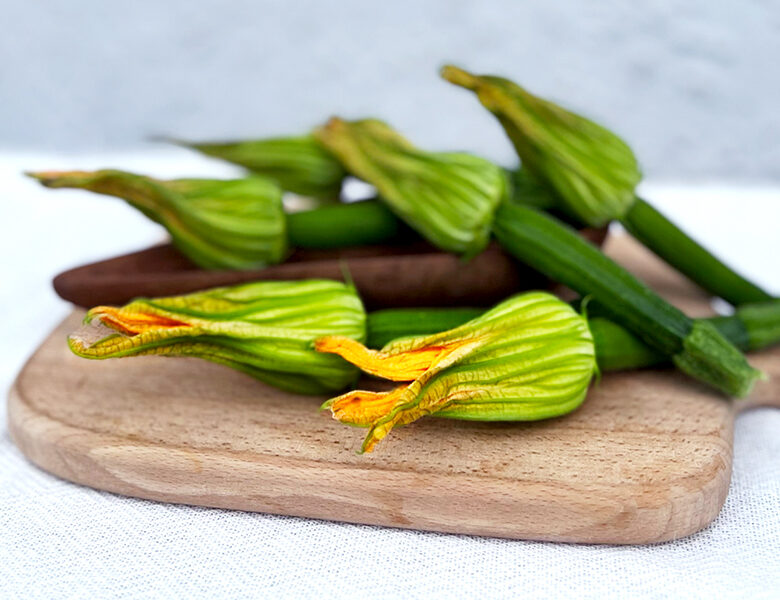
2 152 779 599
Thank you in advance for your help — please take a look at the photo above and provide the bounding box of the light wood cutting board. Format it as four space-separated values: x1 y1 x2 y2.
8 236 780 544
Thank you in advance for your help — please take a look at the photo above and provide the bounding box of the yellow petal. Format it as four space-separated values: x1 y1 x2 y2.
323 386 408 426
313 335 473 381
89 306 190 336
320 292 598 453
359 382 455 453
323 380 451 453
318 335 486 452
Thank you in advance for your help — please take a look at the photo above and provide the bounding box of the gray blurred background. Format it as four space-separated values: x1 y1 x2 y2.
2 0 779 180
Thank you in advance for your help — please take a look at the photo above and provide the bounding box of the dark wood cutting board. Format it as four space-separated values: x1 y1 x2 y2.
53 231 607 310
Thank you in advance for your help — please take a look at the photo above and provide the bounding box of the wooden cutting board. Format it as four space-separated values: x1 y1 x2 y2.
8 235 780 544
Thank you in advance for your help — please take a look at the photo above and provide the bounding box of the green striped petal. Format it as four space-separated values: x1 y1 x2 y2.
175 135 346 199
442 65 641 227
314 117 507 257
28 170 287 270
67 280 366 394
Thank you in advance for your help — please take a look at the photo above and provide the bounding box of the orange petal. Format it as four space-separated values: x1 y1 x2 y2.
323 386 408 426
314 336 470 381
89 306 190 336
359 386 461 453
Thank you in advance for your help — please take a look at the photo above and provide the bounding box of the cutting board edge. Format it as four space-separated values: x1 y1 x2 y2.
7 354 733 546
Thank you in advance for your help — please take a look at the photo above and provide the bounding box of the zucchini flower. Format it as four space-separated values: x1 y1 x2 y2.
173 135 347 199
442 65 772 306
441 65 640 228
367 300 780 372
316 292 597 452
68 280 366 395
28 170 287 270
314 117 508 257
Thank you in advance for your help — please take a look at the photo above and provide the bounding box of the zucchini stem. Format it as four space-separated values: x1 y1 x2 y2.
621 197 772 306
285 199 409 249
492 202 760 397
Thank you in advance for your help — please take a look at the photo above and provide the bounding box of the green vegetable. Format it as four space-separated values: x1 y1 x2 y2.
314 117 507 257
301 111 760 397
620 198 772 306
367 307 483 348
441 64 639 227
507 168 558 212
369 308 668 370
67 279 366 394
28 170 287 270
492 202 761 397
29 170 412 266
286 199 411 249
317 291 596 452
726 300 780 351
366 300 780 371
65 277 780 452
442 65 772 306
173 135 346 199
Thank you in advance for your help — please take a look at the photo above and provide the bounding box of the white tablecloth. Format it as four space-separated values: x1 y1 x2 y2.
2 152 779 599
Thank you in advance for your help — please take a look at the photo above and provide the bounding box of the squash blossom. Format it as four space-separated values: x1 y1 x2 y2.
28 170 287 270
314 117 507 257
68 280 366 395
441 65 640 228
316 292 597 453
442 65 772 307
174 135 347 199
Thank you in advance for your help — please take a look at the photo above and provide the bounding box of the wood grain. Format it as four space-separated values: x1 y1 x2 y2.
8 235 780 544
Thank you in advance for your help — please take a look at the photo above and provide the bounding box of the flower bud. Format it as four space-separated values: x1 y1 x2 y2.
314 117 508 257
507 167 560 211
28 170 287 270
175 135 346 199
441 65 641 227
68 280 366 394
316 291 596 452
